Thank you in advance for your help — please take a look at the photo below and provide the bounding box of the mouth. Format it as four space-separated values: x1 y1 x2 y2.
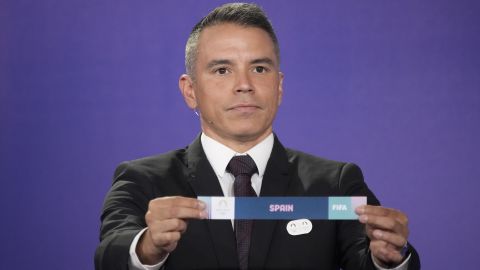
227 104 261 113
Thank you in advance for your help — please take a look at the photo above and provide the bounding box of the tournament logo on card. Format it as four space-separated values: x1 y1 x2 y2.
211 197 235 220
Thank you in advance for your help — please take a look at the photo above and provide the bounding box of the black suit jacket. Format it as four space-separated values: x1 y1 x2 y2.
95 135 420 269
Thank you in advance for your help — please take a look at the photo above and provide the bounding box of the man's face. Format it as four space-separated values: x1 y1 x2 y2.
180 23 283 146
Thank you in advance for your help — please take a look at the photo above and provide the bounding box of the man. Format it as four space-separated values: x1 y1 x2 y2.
95 3 420 270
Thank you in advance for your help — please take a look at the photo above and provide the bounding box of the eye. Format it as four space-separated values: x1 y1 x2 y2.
253 66 268 73
215 67 229 75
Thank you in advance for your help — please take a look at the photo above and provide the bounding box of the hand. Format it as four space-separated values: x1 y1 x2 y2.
137 196 208 264
355 205 409 267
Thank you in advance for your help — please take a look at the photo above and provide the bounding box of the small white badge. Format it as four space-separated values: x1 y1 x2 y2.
286 219 312 236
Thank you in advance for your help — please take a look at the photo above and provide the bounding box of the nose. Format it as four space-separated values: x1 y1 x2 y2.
235 70 254 93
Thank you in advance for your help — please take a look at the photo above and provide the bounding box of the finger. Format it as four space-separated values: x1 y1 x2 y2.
147 206 207 220
162 241 178 254
148 196 208 220
150 230 182 248
364 225 376 241
356 205 394 216
370 241 404 265
372 247 405 264
370 240 388 262
149 218 188 234
150 196 206 210
359 215 405 235
365 224 374 236
356 205 408 225
371 229 407 248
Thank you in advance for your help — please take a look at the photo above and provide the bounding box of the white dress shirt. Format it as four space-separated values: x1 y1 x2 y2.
128 133 410 270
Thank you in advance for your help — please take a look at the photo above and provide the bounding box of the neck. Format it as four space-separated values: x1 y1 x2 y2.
202 130 272 153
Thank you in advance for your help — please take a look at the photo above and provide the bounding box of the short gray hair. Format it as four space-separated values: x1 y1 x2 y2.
185 3 280 78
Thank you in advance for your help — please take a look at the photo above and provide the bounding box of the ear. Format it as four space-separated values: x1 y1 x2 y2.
179 74 197 109
277 71 284 106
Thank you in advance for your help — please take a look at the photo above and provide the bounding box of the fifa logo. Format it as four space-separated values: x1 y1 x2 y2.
331 204 348 211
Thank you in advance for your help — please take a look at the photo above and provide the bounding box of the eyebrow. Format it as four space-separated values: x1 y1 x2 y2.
206 57 276 69
250 57 275 66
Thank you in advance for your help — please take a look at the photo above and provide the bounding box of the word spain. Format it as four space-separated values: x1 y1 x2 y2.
269 204 294 212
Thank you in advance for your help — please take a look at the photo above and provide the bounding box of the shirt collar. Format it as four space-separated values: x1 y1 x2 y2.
201 133 274 178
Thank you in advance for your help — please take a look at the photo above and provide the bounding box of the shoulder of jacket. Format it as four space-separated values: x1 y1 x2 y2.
113 147 188 179
285 147 347 168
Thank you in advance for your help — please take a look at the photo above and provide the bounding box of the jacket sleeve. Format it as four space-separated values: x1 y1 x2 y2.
94 162 155 270
337 163 421 270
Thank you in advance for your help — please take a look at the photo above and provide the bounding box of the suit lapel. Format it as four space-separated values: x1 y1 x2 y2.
249 135 292 269
184 135 239 269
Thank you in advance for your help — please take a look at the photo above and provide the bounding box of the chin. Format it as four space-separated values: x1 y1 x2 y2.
231 128 268 142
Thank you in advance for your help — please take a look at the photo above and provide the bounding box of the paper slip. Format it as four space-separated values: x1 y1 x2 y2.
197 196 367 220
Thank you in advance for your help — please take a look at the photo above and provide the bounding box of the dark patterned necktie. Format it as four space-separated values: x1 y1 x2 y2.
227 155 258 270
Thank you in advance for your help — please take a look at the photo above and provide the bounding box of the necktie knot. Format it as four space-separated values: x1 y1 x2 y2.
227 155 258 178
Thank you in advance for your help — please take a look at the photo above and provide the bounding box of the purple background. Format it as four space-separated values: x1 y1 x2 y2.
1 0 479 269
